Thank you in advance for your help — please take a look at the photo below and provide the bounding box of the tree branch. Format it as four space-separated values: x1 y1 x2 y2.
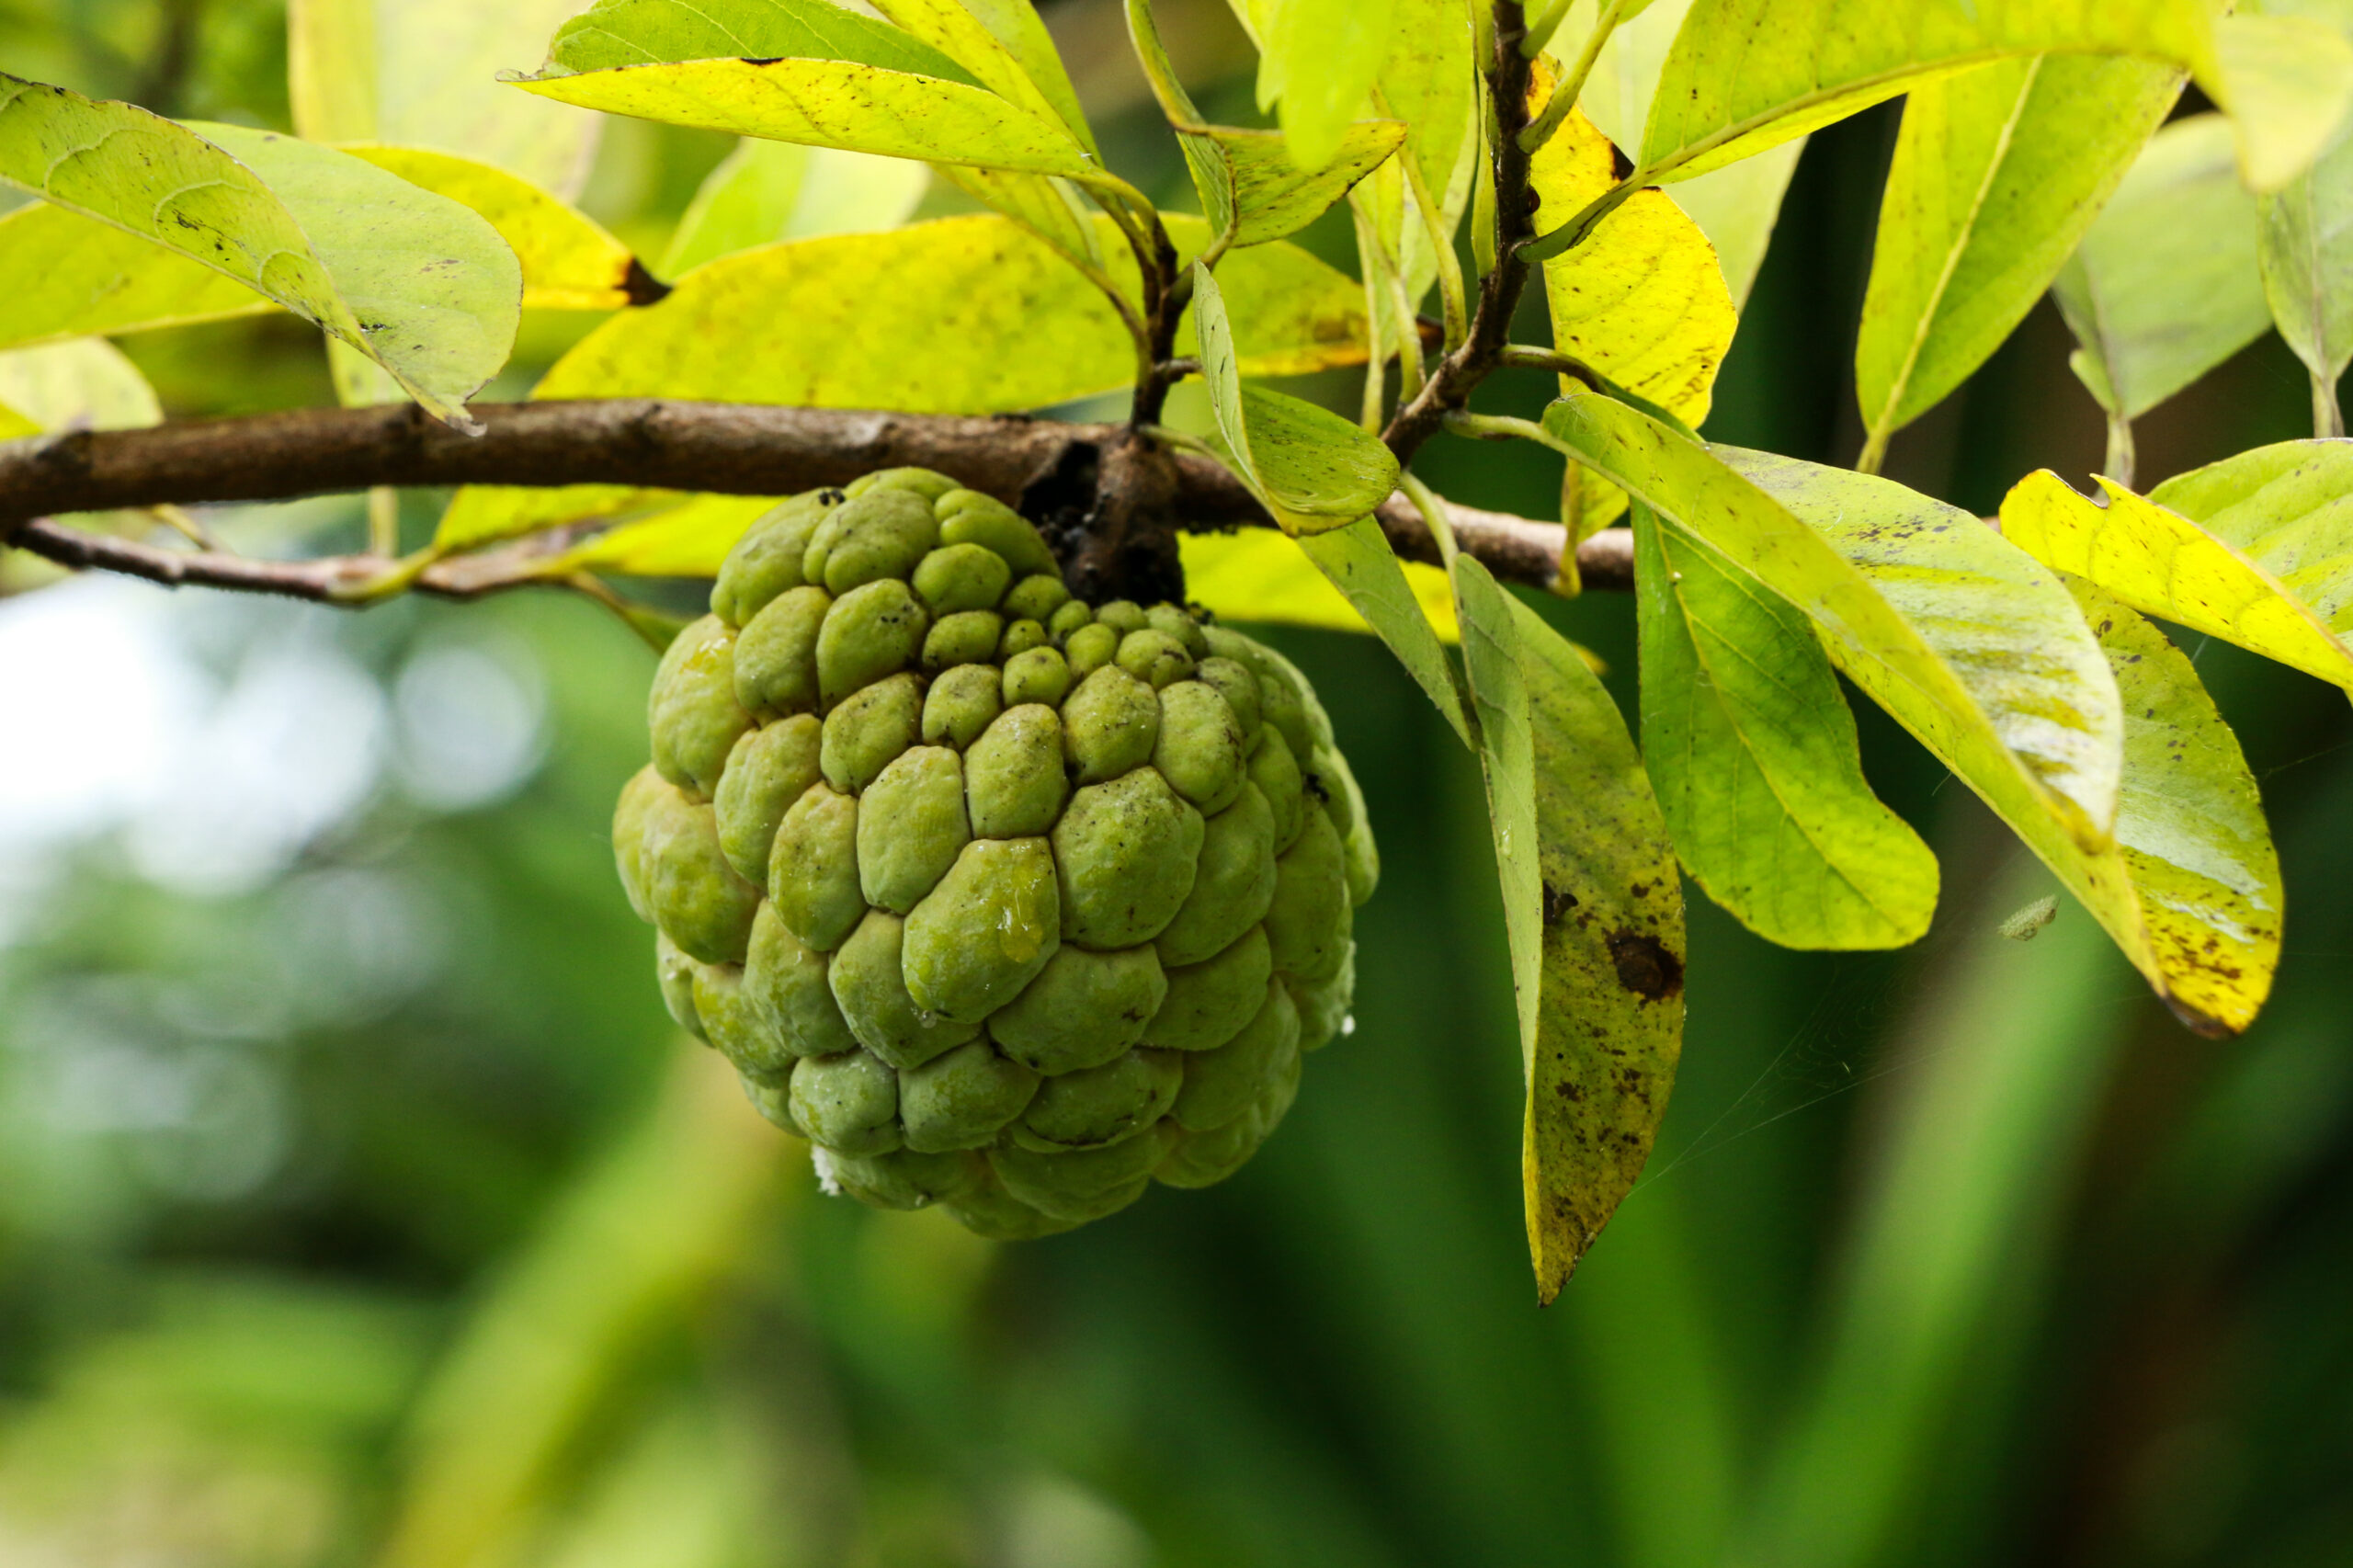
0 398 1629 605
1380 1 1542 463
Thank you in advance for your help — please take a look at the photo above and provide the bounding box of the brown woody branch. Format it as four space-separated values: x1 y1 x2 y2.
0 398 1628 604
1380 2 1544 463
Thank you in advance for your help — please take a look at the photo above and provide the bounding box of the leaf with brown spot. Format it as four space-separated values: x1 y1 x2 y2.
1452 557 1685 1304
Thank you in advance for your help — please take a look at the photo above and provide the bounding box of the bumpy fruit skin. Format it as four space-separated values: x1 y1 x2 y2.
615 469 1377 1238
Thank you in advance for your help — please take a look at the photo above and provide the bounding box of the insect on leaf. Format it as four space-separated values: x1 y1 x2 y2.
2002 447 2353 694
0 78 517 427
1453 557 1685 1302
1633 505 1938 950
1856 54 2179 460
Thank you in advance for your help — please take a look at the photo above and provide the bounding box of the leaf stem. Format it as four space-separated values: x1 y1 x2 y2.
1372 84 1471 351
2313 369 2345 439
1519 0 1625 155
2104 414 2137 490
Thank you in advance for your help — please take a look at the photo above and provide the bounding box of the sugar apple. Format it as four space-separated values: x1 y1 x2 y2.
611 467 1377 1238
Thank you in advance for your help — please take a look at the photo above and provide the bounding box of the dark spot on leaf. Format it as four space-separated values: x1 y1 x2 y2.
1608 142 1635 180
1542 882 1576 925
621 256 672 306
742 56 784 65
1605 929 1682 1002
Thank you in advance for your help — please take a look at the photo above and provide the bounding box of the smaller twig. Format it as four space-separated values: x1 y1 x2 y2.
1371 85 1470 350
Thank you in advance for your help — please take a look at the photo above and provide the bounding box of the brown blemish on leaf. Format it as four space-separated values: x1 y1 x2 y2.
622 256 673 306
1605 929 1683 1001
1541 882 1577 924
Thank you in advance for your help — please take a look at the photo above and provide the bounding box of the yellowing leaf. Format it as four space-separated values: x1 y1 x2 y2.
944 0 1098 157
1856 55 2179 461
2051 114 2270 471
2254 1 2353 435
1532 108 1736 429
870 0 1097 156
2056 578 2281 1035
1566 0 1799 305
1256 0 1399 173
1734 452 2269 1035
1192 260 1401 531
289 0 602 199
557 494 783 575
1454 558 1684 1302
2212 10 2353 192
1180 525 1459 642
343 145 652 310
1536 397 2124 852
511 57 1108 191
0 337 161 430
1634 506 1938 950
2003 450 2353 692
436 215 1368 551
542 0 979 85
0 79 518 426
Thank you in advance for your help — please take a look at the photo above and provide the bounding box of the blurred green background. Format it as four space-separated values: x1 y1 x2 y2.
2 3 2350 1564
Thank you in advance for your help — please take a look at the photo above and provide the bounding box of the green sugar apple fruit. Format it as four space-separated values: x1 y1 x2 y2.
613 468 1377 1238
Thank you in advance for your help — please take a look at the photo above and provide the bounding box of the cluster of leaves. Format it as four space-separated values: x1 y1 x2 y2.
6 0 2353 1297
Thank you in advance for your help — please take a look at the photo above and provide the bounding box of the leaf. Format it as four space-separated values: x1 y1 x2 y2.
0 78 518 426
2253 1 2353 434
1129 0 1402 250
1453 557 1684 1302
554 494 784 574
344 146 653 310
663 140 928 276
289 0 602 199
540 0 979 85
1567 0 1799 306
435 216 1368 550
0 202 272 350
1856 54 2179 460
2213 9 2353 193
1731 450 2268 1034
1380 0 1478 230
0 337 162 430
0 146 642 347
1534 395 2124 853
1178 526 1460 642
2002 452 2353 692
1256 0 1399 173
2053 578 2282 1035
510 57 1108 192
869 0 1097 156
1530 107 1736 428
1632 505 1938 950
1193 262 1401 531
2052 114 2270 425
1293 519 1471 744
1628 0 2342 202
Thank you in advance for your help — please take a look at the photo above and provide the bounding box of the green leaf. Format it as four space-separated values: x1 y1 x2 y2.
1566 0 1799 306
0 201 271 350
1129 0 1402 250
552 494 784 574
0 79 518 426
0 145 642 348
1295 518 1472 744
1253 0 1399 173
509 57 1106 190
1730 449 2271 1035
1625 0 2347 204
2253 1 2353 435
1178 526 1461 642
1856 55 2179 461
1380 0 1478 229
869 0 1097 156
663 140 928 276
434 216 1368 550
1534 396 2124 853
1453 558 1685 1302
0 337 161 431
2052 114 2270 428
289 0 602 198
540 0 978 85
1632 505 1938 950
2002 449 2353 692
1193 261 1401 532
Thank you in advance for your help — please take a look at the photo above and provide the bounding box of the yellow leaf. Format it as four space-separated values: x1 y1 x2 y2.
554 494 783 576
1180 528 1460 642
2001 467 2353 692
